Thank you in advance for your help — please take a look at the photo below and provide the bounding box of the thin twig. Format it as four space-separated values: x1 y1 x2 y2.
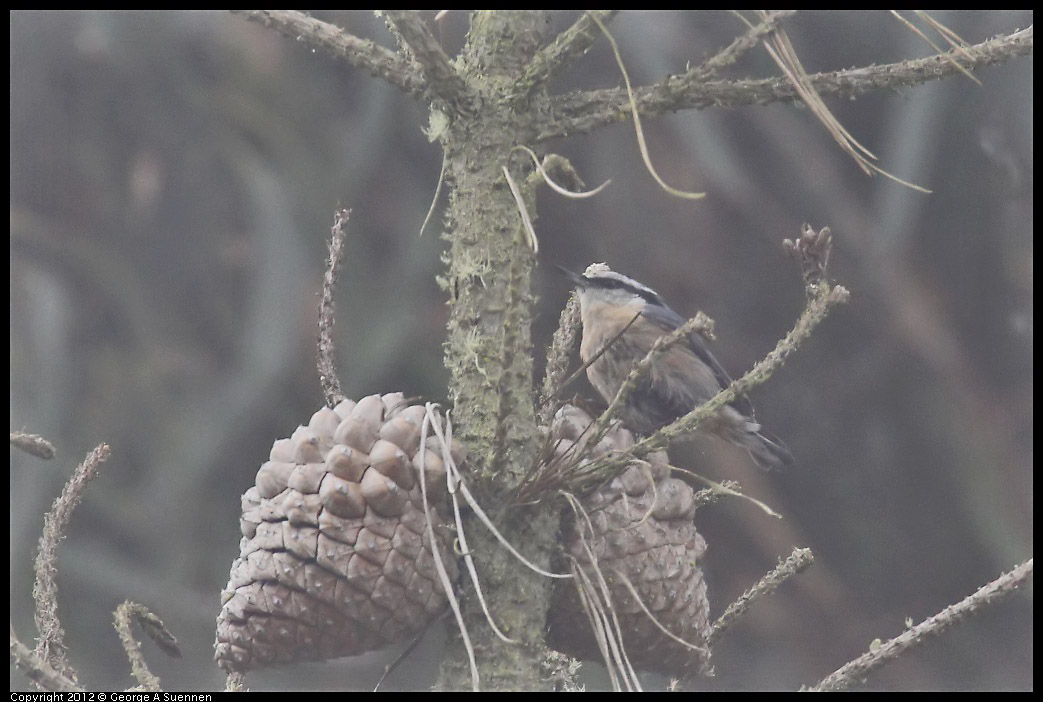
519 10 620 92
10 626 81 693
318 209 350 408
33 443 111 685
383 10 471 107
808 558 1033 692
114 601 180 691
10 431 56 460
542 309 642 405
694 10 797 80
593 278 848 474
892 11 982 86
709 547 815 646
232 10 425 98
584 313 713 455
535 26 1033 141
669 465 782 519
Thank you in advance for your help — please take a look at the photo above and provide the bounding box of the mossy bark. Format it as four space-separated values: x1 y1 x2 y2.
435 11 558 691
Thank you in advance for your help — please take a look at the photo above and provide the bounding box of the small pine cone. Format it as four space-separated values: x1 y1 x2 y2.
215 393 464 673
545 404 712 677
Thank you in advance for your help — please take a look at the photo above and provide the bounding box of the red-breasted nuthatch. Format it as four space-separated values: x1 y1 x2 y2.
559 263 794 471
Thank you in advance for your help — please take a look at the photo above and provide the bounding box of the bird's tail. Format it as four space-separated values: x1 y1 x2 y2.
741 427 795 472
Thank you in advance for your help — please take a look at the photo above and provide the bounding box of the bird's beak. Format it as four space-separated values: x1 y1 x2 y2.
554 264 588 288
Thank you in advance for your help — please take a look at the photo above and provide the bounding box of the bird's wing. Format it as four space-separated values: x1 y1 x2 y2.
639 302 757 419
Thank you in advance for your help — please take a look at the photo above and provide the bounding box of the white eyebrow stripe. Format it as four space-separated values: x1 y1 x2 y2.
585 271 660 299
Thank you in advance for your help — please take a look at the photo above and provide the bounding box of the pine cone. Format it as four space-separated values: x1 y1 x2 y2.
215 393 463 672
545 404 712 677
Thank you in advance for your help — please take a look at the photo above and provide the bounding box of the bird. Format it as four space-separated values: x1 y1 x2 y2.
558 263 794 471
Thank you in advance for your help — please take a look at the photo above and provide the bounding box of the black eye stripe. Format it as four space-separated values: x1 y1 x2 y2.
583 275 661 304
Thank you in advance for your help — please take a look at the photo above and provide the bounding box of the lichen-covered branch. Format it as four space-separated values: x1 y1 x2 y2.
583 225 846 479
232 10 425 98
10 627 81 693
317 209 350 408
383 10 471 108
535 26 1032 141
538 294 582 425
613 279 848 470
583 312 714 453
709 548 815 646
695 10 796 81
807 558 1034 692
518 10 619 94
114 602 181 691
32 443 111 686
10 431 56 460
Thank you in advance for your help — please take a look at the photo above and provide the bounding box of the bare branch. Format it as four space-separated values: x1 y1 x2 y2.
10 431 56 460
10 626 81 693
383 10 471 107
232 10 425 98
33 443 111 685
808 558 1034 692
318 209 350 408
535 26 1032 141
709 548 815 646
519 11 619 92
695 10 796 80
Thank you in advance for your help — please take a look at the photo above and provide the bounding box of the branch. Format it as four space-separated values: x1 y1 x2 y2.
620 279 848 466
535 26 1033 141
383 10 471 107
10 626 81 693
519 10 619 93
708 548 815 646
232 10 425 98
586 225 847 476
583 312 714 453
807 558 1034 692
33 443 111 685
318 209 350 408
114 602 181 691
694 10 796 81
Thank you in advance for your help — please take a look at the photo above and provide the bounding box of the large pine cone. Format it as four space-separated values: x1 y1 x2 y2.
215 393 462 672
545 405 712 677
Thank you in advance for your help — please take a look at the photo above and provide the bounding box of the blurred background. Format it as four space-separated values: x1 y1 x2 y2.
10 10 1032 691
